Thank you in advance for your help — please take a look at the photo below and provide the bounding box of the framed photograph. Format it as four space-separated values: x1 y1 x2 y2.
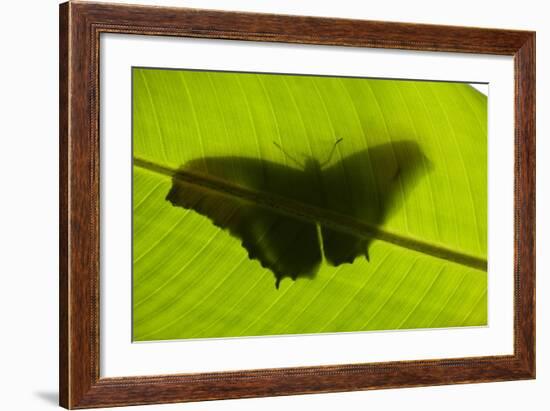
59 1 535 408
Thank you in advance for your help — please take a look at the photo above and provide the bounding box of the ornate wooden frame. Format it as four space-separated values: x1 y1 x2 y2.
59 1 535 408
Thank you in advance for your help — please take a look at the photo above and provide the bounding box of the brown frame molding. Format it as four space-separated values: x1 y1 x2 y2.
59 1 535 408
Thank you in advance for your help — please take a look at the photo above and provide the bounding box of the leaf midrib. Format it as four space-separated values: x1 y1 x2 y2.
134 156 487 272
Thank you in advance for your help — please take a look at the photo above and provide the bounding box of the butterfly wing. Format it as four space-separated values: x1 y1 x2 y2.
166 157 322 288
320 140 430 265
183 156 325 206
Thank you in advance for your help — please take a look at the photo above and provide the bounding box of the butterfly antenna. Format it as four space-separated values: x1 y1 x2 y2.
320 137 343 167
273 141 304 167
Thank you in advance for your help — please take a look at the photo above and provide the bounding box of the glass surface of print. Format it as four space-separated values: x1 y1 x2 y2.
132 68 487 341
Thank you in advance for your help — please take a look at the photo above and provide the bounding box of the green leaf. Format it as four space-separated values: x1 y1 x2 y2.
132 68 487 341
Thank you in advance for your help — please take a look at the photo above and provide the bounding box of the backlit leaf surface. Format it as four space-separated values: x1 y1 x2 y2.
132 68 487 341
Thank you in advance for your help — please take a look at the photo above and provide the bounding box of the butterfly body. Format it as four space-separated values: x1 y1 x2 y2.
303 158 327 205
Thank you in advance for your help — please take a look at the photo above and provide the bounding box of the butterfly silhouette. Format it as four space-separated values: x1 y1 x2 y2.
166 139 429 288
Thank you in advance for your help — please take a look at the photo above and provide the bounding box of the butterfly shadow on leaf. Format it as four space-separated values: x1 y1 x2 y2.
166 140 431 288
